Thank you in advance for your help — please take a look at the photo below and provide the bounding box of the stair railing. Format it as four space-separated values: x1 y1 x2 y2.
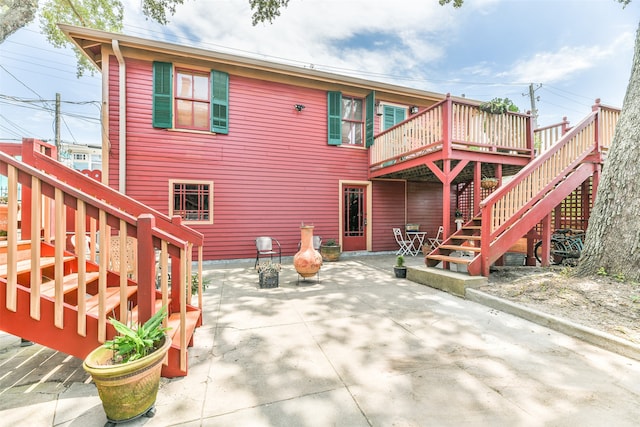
0 149 195 369
479 102 620 275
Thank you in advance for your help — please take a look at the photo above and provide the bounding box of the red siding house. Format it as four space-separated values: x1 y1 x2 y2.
61 25 619 274
61 25 452 260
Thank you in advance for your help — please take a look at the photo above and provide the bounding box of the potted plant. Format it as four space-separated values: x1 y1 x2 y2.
480 176 498 189
455 209 463 219
257 260 281 288
83 306 171 424
394 255 407 278
320 238 341 262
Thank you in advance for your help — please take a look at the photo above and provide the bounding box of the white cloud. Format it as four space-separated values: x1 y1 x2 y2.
502 31 635 84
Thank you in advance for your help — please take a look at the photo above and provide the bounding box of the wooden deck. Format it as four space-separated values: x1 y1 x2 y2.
369 95 533 182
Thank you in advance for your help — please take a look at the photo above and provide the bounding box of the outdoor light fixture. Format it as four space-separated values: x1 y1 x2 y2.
410 106 419 114
294 104 305 111
375 101 384 116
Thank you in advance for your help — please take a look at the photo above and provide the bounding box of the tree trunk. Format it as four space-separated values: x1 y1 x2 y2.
0 0 38 43
576 22 640 280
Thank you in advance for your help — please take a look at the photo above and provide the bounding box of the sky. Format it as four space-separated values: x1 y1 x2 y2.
0 0 638 147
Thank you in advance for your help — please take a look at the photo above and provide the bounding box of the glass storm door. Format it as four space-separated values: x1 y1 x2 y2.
342 185 366 251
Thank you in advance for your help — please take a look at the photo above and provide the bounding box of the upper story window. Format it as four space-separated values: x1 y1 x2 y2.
175 69 210 130
341 96 364 146
152 62 229 134
169 180 213 224
327 91 375 147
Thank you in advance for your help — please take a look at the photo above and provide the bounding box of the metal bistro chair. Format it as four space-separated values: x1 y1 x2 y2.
428 226 444 250
255 236 282 268
393 228 413 256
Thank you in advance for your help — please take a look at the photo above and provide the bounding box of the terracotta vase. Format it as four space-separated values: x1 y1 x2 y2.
293 225 322 277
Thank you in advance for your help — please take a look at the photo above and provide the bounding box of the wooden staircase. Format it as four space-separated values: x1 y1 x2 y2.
0 139 205 378
427 102 620 276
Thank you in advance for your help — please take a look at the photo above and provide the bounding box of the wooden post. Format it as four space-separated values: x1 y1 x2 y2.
136 214 156 324
540 214 552 267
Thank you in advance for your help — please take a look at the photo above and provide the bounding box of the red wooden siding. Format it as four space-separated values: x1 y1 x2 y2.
108 57 371 260
407 182 452 237
371 180 406 251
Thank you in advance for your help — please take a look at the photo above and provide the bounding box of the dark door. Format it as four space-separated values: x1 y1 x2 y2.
342 185 366 251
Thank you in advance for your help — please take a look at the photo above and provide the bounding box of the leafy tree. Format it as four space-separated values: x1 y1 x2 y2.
0 0 284 76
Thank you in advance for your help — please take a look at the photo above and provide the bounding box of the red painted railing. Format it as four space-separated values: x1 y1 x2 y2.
478 102 620 275
370 95 532 169
0 139 205 372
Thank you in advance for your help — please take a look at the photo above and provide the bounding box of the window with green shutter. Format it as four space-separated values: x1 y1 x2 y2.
328 91 375 147
152 62 230 134
152 62 173 128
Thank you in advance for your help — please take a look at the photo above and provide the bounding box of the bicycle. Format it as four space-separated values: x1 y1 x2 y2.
534 229 585 265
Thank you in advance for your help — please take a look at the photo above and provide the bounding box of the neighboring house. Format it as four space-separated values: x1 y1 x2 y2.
60 142 102 173
61 25 618 272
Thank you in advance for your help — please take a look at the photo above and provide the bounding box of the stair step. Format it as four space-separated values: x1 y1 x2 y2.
85 286 138 317
41 272 100 298
451 235 481 241
439 244 480 253
0 256 75 278
426 254 472 265
167 310 201 347
462 225 481 230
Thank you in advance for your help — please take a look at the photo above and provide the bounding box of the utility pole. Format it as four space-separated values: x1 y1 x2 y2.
55 92 61 159
525 83 541 129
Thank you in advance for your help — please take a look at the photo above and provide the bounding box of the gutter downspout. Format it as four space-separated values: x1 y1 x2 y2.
112 39 126 193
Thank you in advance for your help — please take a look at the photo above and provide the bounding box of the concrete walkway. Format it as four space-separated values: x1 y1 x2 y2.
2 254 640 426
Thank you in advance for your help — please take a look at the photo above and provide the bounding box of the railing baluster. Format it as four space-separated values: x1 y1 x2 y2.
76 200 87 336
30 176 42 320
54 188 65 329
6 165 18 312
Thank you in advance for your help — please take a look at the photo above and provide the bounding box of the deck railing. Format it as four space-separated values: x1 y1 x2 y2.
479 101 620 274
370 95 532 169
0 139 204 371
533 117 571 155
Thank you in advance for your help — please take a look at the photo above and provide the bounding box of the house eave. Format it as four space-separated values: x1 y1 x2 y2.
58 24 462 104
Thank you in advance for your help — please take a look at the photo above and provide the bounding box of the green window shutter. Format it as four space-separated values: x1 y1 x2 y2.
383 106 395 130
365 91 375 147
211 70 229 134
382 105 406 130
327 91 342 145
152 62 173 128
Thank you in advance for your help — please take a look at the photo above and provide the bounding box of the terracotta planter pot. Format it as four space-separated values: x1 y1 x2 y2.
83 335 171 423
293 225 322 277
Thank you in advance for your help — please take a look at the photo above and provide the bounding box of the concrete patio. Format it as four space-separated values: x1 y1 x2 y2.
2 253 640 426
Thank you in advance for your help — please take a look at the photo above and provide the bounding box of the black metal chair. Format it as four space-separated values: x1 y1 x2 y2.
255 237 282 268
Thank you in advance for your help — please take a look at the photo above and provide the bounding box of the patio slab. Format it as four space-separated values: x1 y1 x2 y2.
2 254 640 426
